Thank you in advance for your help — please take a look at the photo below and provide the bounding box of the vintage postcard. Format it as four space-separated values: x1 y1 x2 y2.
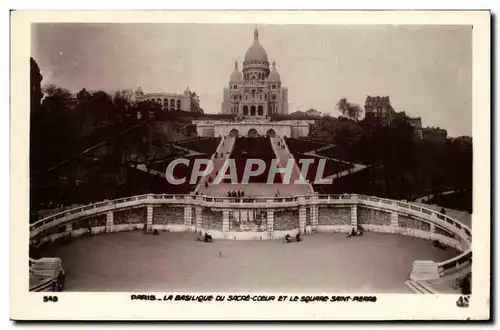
10 10 490 320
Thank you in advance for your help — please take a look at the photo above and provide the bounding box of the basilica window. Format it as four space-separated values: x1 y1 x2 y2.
272 95 277 100
252 90 256 98
177 99 181 110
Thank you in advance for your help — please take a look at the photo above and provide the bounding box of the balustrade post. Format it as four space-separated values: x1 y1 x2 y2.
65 223 72 233
266 200 274 239
146 205 153 233
106 211 114 232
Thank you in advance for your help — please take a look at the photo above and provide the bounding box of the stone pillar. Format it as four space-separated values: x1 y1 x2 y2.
184 195 193 226
298 196 306 233
106 211 113 232
222 206 230 232
429 213 437 233
195 206 203 232
390 212 399 227
299 206 306 235
184 205 192 226
350 205 357 227
266 203 274 239
310 195 319 232
146 205 154 232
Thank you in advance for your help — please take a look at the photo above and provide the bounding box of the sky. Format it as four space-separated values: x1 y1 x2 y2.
31 23 472 137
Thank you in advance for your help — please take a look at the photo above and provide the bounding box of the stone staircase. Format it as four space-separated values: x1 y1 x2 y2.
270 137 314 195
404 280 437 294
195 136 236 194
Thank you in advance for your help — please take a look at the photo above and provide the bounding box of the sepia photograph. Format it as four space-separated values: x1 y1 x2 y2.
10 10 490 320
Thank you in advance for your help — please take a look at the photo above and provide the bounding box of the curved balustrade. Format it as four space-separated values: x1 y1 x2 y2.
30 193 471 282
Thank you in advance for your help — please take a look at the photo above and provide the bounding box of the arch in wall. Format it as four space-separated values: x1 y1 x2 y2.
243 106 249 116
229 129 240 138
170 99 175 109
250 106 256 116
258 105 264 116
176 99 181 110
247 128 259 137
266 129 277 138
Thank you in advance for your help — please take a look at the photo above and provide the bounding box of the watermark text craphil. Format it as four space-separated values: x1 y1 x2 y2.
164 158 333 185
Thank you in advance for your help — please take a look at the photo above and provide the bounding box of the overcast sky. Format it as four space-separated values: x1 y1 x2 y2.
32 23 472 137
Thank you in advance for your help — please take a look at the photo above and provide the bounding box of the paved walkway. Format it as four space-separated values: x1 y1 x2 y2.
38 232 457 292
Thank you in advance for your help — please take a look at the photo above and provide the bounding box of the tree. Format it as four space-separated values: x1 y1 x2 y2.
336 98 349 117
30 57 43 114
347 104 363 122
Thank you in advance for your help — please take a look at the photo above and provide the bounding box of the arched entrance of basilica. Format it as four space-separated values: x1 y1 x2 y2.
266 129 277 138
229 129 240 138
247 128 259 137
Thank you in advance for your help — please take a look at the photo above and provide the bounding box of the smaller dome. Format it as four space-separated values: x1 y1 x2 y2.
230 61 243 82
184 86 191 94
268 60 281 82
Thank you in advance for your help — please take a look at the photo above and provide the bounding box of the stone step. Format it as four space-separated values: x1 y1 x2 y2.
405 280 436 294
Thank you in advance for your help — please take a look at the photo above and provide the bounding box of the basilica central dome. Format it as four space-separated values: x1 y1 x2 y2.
244 28 269 63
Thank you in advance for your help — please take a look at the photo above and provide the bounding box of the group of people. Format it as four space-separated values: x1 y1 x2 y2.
227 190 245 197
285 233 302 243
346 225 364 238
196 231 213 243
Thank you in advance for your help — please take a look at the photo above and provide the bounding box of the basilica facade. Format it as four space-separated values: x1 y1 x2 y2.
221 28 289 118
194 27 311 138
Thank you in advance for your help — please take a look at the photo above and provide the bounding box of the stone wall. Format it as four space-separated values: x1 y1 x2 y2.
435 226 455 238
202 208 223 230
72 214 107 230
398 215 431 231
274 209 299 230
358 207 391 226
152 206 185 225
318 206 350 225
114 207 146 225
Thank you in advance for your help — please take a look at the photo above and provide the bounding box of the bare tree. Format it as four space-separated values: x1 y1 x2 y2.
336 98 349 117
